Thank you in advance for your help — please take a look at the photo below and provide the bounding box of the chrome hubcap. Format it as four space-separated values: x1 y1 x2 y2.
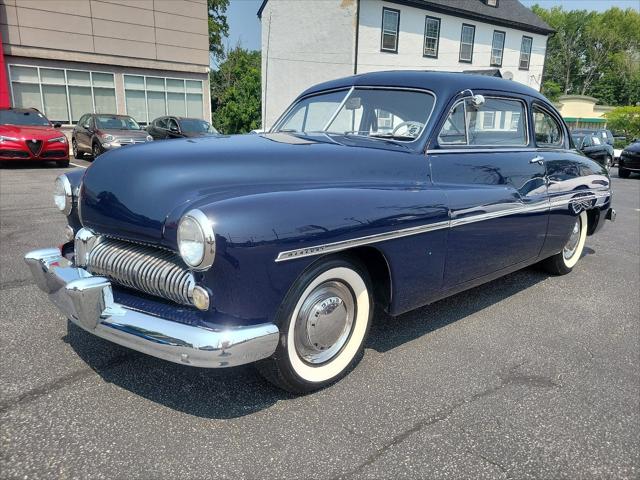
563 217 581 260
294 281 355 364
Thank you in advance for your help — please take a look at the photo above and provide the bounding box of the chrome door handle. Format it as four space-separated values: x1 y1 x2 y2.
530 155 544 165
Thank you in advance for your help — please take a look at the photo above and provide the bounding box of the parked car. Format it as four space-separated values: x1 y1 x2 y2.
0 108 69 167
572 133 614 170
618 140 640 178
572 127 614 146
147 116 219 140
72 114 153 159
25 71 615 394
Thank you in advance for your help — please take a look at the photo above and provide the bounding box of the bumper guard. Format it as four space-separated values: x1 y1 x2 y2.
24 248 279 368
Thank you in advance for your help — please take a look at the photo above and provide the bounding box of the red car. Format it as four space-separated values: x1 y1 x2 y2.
0 108 69 167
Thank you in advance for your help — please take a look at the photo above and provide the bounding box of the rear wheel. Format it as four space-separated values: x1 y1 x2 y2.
257 256 373 394
541 210 587 275
618 167 631 178
72 138 81 159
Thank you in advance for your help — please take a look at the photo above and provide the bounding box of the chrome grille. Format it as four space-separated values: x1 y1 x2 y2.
86 237 194 306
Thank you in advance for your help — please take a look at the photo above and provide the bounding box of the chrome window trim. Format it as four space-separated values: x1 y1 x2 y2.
271 86 437 145
274 189 611 262
437 96 529 148
531 102 566 149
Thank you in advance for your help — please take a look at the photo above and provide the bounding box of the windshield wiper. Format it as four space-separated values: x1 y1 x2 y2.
369 133 416 141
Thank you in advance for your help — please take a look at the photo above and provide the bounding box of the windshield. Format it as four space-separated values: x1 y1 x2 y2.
180 118 218 134
95 115 141 130
274 88 435 141
0 109 50 127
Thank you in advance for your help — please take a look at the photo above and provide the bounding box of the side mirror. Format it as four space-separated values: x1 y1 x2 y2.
470 94 485 107
169 125 179 133
53 122 62 128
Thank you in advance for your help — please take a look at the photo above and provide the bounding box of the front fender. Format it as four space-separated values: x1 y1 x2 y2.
187 186 448 325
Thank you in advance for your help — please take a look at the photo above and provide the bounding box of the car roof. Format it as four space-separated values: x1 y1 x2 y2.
0 107 41 113
298 70 549 103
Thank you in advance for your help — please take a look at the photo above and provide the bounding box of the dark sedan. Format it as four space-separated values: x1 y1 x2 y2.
26 71 614 394
618 141 640 178
572 133 614 170
147 116 219 140
72 114 153 159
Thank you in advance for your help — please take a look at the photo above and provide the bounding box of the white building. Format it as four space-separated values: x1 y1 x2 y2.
258 0 553 128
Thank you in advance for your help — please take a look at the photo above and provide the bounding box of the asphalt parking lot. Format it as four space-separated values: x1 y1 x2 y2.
1 160 638 479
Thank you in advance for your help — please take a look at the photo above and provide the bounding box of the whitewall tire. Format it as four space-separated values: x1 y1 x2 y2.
257 256 373 393
542 210 588 275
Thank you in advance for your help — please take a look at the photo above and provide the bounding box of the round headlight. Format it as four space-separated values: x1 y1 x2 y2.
146 135 153 142
53 174 72 215
177 209 216 270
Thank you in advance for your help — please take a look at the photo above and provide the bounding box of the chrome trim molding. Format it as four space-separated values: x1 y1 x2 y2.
275 221 450 262
23 249 279 368
275 190 611 262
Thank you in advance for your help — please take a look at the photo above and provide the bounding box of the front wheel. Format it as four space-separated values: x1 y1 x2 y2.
618 167 631 178
541 210 588 275
92 141 103 159
257 256 373 394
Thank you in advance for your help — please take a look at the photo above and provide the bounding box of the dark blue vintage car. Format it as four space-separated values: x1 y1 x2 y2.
25 71 615 393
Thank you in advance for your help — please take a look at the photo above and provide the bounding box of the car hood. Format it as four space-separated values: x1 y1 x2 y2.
0 124 61 140
99 129 149 139
79 133 423 245
624 142 640 153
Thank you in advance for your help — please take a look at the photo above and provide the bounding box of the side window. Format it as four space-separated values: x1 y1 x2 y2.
438 97 527 146
168 118 179 131
77 114 87 127
533 106 563 147
156 117 168 129
582 136 592 147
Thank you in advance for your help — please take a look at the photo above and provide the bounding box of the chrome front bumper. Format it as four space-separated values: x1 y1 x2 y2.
24 248 279 368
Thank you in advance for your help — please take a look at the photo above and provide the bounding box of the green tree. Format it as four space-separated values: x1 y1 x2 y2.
533 5 640 105
210 47 261 134
605 106 640 140
541 80 562 103
207 0 229 62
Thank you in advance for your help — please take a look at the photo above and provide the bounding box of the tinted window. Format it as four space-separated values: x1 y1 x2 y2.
0 109 50 126
155 117 168 129
438 97 527 146
533 106 563 147
179 118 217 134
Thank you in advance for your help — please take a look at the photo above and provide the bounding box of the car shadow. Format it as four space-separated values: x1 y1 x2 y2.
64 265 552 419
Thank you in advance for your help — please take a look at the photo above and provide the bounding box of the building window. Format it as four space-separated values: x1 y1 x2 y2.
519 36 533 70
9 65 116 124
381 7 400 53
459 24 475 63
482 111 496 129
490 31 505 67
423 16 440 58
124 75 204 125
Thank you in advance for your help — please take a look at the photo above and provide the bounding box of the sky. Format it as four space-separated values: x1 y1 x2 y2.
225 0 640 54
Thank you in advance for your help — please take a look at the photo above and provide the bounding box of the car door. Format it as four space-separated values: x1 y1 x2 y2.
581 135 606 162
429 94 548 288
76 115 93 150
167 118 182 139
148 117 167 140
